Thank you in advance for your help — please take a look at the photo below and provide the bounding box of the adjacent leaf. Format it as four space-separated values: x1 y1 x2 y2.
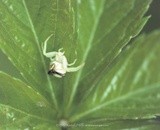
0 71 59 129
0 105 57 130
64 0 152 113
70 31 160 123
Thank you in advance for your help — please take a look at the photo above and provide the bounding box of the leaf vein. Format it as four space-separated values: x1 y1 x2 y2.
22 0 58 109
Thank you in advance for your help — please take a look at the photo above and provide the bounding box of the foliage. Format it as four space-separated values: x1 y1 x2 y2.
0 0 160 129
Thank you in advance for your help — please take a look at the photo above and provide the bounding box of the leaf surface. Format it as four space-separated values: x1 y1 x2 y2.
0 72 57 129
64 0 152 114
70 31 160 123
0 0 79 110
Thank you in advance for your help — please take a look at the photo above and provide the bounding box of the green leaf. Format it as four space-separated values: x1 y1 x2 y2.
64 0 151 113
0 0 60 108
0 72 57 129
70 30 160 124
0 105 57 130
0 50 23 80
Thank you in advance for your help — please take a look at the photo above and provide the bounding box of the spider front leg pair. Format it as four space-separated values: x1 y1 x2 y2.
42 34 59 61
42 34 84 78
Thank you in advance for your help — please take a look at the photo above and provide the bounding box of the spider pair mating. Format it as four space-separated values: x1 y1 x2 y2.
42 34 84 78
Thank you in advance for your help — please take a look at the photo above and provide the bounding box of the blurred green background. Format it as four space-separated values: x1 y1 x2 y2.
0 0 160 80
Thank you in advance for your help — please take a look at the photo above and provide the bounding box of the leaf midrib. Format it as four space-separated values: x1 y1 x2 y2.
67 0 106 110
22 0 58 109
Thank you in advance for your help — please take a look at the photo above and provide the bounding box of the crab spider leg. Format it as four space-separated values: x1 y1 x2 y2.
58 48 65 55
43 34 53 54
58 48 63 52
68 59 77 66
43 34 57 59
67 63 85 72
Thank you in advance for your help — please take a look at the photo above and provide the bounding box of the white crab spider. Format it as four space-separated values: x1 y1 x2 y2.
42 34 84 78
